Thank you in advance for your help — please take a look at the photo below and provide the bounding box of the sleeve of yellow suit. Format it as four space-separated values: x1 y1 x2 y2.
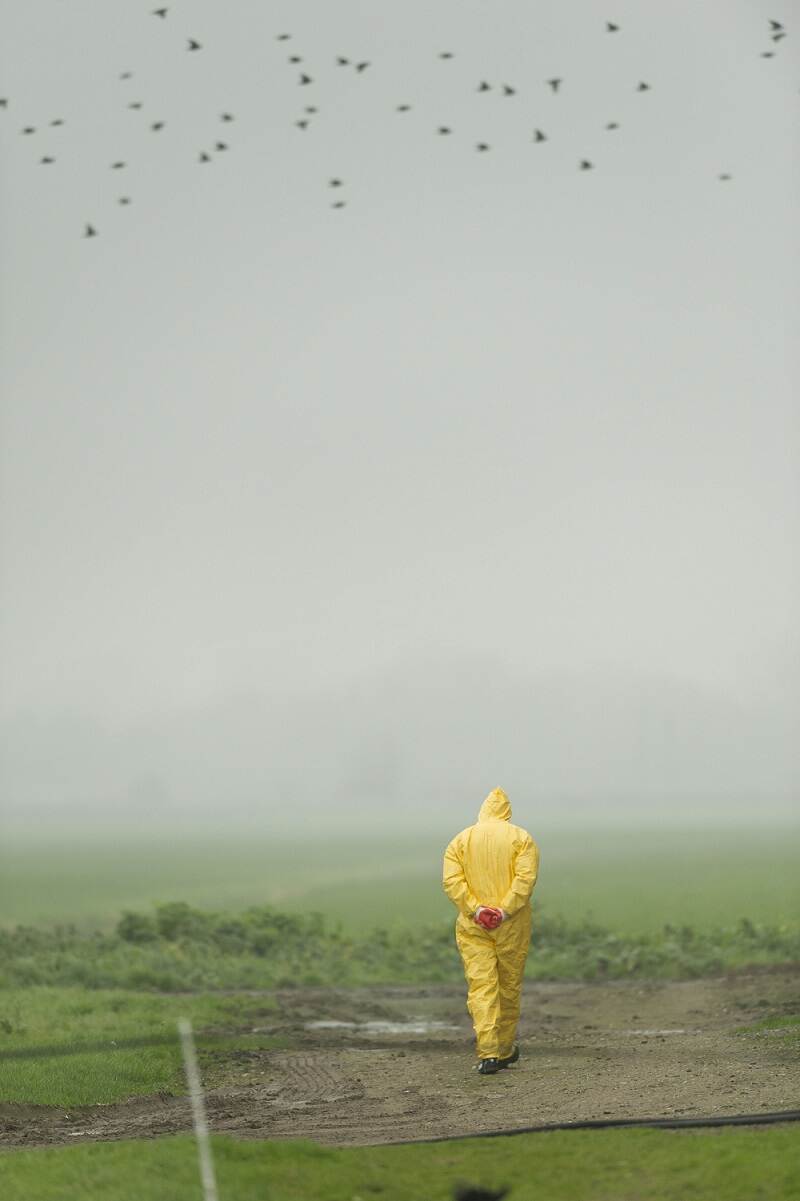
442 836 480 918
500 835 540 916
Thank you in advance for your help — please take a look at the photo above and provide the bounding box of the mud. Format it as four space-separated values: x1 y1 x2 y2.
1 969 798 1149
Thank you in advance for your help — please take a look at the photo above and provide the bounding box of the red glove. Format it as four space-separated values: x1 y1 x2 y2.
474 906 504 930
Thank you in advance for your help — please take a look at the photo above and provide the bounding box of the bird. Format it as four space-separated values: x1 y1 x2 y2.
579 159 594 170
40 156 55 164
128 102 143 109
331 200 346 208
21 126 36 134
329 178 343 186
198 151 211 162
769 20 783 31
355 61 370 72
276 33 291 40
772 31 787 41
476 142 490 151
396 104 412 111
111 161 126 168
437 126 452 134
187 39 201 51
215 141 228 151
152 7 168 16
295 119 309 129
84 224 97 237
289 55 302 63
761 51 776 57
220 113 234 122
305 106 318 113
118 196 131 204
532 128 547 142
453 1186 509 1201
718 173 732 180
439 51 454 59
119 72 133 79
0 98 7 107
502 84 516 96
150 121 165 130
477 81 491 92
637 81 651 90
546 78 562 91
606 22 619 32
605 121 619 129
50 118 64 126
299 73 313 85
336 56 350 65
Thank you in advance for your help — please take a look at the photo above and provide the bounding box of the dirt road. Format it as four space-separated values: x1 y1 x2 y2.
1 969 798 1149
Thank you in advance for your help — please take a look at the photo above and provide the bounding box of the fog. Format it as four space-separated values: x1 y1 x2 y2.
1 1 798 835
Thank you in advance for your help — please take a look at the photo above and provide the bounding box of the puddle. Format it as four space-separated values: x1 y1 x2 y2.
305 1019 459 1035
620 1028 690 1036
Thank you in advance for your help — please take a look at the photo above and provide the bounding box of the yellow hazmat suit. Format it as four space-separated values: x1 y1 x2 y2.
443 788 540 1061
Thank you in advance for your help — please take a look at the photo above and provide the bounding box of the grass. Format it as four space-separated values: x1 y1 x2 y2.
2 1126 800 1201
0 989 280 1106
2 827 798 934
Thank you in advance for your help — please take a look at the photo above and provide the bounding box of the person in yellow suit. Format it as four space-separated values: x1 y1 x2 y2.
443 787 540 1075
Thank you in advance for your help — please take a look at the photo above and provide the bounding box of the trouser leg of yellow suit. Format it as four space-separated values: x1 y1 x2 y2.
496 906 532 1059
455 919 501 1058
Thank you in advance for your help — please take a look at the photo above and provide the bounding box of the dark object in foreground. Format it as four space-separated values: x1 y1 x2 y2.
476 1058 500 1075
453 1185 509 1201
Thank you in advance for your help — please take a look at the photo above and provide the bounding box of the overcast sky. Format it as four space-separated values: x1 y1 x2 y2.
1 1 798 831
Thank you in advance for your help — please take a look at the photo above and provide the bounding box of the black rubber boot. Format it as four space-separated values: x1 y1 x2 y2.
498 1045 520 1069
476 1057 500 1075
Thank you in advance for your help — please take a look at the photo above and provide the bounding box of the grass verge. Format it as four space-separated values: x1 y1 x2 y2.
2 1127 800 1201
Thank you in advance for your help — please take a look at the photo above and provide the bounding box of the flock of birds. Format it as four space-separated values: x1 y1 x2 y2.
1 11 792 238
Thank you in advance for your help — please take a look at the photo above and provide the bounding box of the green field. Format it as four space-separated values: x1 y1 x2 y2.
3 1127 799 1201
2 827 798 934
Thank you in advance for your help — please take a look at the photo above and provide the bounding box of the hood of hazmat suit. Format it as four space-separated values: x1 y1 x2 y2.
442 788 540 1060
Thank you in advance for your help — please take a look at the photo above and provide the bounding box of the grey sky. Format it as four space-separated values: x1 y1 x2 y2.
1 1 798 830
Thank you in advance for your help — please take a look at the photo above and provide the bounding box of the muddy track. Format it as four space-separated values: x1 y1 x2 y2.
1 970 798 1149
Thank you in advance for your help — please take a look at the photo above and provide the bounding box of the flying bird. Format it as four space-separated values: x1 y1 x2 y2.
21 126 36 134
502 84 516 96
355 61 370 72
606 22 619 32
187 39 201 51
769 20 783 31
337 56 350 65
128 102 143 109
476 142 490 151
437 126 452 134
396 104 412 111
276 33 291 40
84 224 97 237
760 51 776 57
50 118 64 126
772 31 787 41
40 156 54 164
0 99 7 107
295 119 309 129
118 197 131 204
111 161 126 168
718 173 732 180
546 78 562 91
637 81 651 90
152 7 168 16
215 141 228 151
605 121 619 129
331 201 346 208
439 52 454 59
299 73 313 85
198 151 211 162
532 129 547 141
220 113 234 121
329 178 343 187
579 159 594 170
151 121 165 130
477 81 491 92
119 72 133 79
289 55 303 63
305 106 318 113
